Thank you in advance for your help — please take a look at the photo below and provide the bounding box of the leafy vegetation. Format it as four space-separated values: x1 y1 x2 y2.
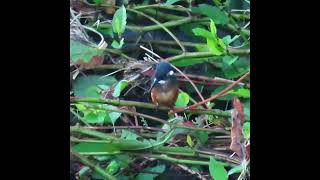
70 0 250 179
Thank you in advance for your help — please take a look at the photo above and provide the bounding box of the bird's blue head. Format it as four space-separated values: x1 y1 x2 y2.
149 62 176 91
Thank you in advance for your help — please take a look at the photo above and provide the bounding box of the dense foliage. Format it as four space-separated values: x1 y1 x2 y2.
70 0 250 179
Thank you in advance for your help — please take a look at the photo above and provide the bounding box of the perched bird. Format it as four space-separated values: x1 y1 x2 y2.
150 62 179 109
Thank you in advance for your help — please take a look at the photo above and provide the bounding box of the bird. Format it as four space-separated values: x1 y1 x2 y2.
149 62 179 109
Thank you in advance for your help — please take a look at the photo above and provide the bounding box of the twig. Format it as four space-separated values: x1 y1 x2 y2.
70 97 245 120
71 150 116 180
175 73 249 87
177 164 209 180
128 8 186 52
85 125 166 132
172 71 250 113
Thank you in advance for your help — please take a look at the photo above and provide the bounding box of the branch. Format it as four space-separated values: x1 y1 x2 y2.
70 97 235 119
71 151 116 180
85 125 167 132
172 71 250 113
71 100 231 134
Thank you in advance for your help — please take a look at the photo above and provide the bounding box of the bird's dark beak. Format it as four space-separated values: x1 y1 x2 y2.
148 77 157 92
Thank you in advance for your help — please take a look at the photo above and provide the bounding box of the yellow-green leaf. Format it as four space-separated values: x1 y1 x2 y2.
175 91 190 107
209 157 228 180
186 134 194 147
112 5 127 36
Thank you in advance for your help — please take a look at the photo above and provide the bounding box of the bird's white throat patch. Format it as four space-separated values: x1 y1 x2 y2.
158 80 166 84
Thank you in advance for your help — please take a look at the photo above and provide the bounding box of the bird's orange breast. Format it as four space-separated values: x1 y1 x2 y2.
151 86 179 108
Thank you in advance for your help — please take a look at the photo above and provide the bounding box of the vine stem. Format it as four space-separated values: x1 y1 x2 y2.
172 71 250 113
127 8 186 52
70 101 231 134
71 150 116 180
70 96 243 119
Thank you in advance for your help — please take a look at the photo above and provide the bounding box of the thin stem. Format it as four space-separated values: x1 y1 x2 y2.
173 71 250 113
127 8 186 52
70 97 237 119
128 39 250 55
71 151 116 180
85 125 167 132
104 48 135 61
70 108 91 127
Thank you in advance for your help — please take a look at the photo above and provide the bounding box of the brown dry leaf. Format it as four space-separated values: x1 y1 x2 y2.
245 144 250 161
230 97 245 159
76 56 104 69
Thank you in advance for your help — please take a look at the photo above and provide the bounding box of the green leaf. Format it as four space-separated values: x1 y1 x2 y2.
111 38 124 49
192 28 213 39
243 100 250 120
175 91 190 107
210 19 217 37
222 57 250 79
98 26 114 38
75 103 86 111
228 165 243 175
121 129 140 140
164 0 181 5
171 57 210 67
72 141 120 153
228 88 250 98
243 122 250 139
196 131 209 144
106 160 120 175
98 85 110 91
70 40 103 63
84 111 106 124
223 56 238 65
112 5 127 36
115 154 131 168
186 134 194 147
195 44 210 52
222 35 232 45
93 0 104 4
113 80 129 97
211 85 235 101
209 157 228 180
135 165 166 180
85 86 101 98
103 105 122 125
191 4 228 24
78 166 90 178
207 38 224 55
72 75 117 98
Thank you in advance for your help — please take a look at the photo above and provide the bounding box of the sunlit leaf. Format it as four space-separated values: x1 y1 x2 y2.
164 0 181 5
72 75 117 98
175 91 190 107
243 122 250 139
135 165 166 180
113 80 129 97
186 134 194 147
70 40 103 63
191 4 228 24
228 165 243 175
209 157 228 180
112 5 127 36
228 88 250 98
111 38 124 49
106 160 120 175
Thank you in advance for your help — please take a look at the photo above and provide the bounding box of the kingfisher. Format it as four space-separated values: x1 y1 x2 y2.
150 62 179 109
